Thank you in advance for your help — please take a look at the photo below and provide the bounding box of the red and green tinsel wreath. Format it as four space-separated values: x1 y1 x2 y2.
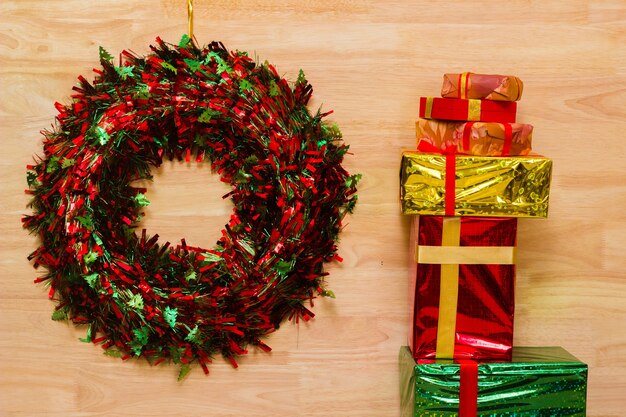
23 36 359 378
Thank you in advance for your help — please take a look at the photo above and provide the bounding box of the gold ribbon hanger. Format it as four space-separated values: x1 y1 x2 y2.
188 0 194 40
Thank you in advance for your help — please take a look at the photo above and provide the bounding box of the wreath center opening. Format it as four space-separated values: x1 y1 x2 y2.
134 159 233 249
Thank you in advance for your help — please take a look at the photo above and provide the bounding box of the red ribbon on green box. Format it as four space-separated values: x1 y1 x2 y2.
459 361 478 416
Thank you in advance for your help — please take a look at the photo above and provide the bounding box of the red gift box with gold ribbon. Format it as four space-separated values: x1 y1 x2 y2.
419 96 517 123
408 215 516 360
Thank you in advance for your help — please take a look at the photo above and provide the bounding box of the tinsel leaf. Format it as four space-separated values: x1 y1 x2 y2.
45 156 60 173
164 306 178 329
297 69 307 85
169 346 184 364
184 58 202 73
321 290 336 299
75 216 94 230
79 325 93 343
184 269 197 282
99 46 114 62
161 62 177 74
269 80 280 97
185 325 201 345
198 108 220 123
115 65 135 80
83 273 99 289
346 173 362 188
51 307 68 321
83 251 98 265
26 171 38 187
92 234 104 247
178 364 191 381
275 259 294 276
127 293 144 310
179 34 191 48
206 52 232 74
134 84 150 100
103 348 123 358
83 272 98 289
322 123 342 140
94 126 110 145
239 79 253 93
134 193 150 207
201 252 223 263
130 327 150 356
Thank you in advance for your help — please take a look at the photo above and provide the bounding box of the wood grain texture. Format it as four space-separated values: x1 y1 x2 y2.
1 1 625 416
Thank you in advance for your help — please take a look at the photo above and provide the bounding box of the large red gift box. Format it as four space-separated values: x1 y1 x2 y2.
419 96 517 123
408 215 517 360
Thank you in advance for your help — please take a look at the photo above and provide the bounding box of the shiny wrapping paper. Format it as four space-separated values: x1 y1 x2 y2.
415 119 533 156
419 97 517 123
441 72 524 101
400 151 552 218
399 345 588 416
408 216 516 361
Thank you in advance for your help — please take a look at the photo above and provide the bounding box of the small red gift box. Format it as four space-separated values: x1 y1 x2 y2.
419 96 517 123
408 215 516 360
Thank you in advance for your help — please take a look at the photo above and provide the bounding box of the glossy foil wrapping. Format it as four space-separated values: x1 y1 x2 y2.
408 216 516 360
441 73 524 101
399 346 588 416
415 119 533 156
400 151 552 218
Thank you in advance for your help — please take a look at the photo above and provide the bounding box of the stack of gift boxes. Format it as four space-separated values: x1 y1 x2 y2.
399 73 588 416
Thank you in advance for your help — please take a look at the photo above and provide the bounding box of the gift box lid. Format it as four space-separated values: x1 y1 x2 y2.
415 346 586 373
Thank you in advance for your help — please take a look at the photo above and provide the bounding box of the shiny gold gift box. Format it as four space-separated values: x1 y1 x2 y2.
400 151 552 218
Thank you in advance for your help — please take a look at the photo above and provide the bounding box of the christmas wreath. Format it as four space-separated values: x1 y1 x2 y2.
23 36 359 379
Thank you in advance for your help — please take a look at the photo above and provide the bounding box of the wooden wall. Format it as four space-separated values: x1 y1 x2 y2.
1 1 625 416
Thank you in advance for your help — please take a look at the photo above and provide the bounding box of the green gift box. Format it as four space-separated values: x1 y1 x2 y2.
399 346 587 416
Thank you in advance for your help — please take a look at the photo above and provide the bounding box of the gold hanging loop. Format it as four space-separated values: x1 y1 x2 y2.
187 0 194 40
